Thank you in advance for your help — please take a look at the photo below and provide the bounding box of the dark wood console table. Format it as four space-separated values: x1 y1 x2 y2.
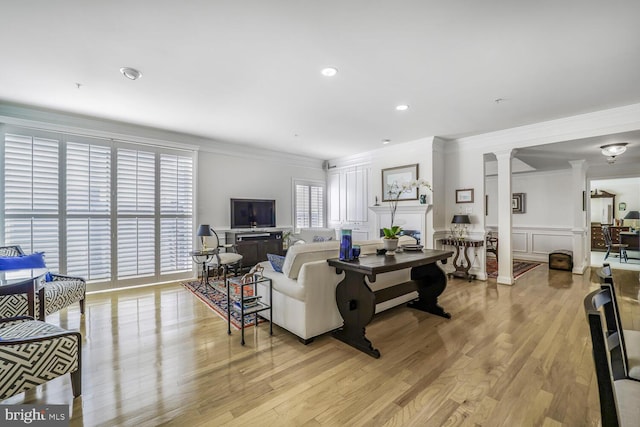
327 249 453 358
439 238 484 281
620 231 640 259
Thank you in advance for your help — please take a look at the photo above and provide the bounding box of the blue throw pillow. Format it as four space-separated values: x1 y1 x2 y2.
312 235 333 242
267 253 286 273
0 252 47 271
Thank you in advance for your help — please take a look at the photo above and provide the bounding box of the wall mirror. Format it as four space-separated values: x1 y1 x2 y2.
590 190 615 225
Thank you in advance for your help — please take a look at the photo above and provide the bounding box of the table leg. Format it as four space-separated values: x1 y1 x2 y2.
407 263 451 319
27 283 35 318
332 269 380 358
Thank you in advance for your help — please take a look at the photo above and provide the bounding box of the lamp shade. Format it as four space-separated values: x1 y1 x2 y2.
624 211 640 220
196 224 213 236
451 215 471 224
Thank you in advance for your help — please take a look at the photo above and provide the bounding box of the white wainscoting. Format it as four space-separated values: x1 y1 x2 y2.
487 226 573 262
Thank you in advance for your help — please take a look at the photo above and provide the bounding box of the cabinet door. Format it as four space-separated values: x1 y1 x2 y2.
258 239 283 260
235 241 259 266
328 171 342 224
345 166 369 222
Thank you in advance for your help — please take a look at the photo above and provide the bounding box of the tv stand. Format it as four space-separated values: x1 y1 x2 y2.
226 231 284 268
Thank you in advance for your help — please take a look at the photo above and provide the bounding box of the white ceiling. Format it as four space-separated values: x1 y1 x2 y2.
2 1 640 160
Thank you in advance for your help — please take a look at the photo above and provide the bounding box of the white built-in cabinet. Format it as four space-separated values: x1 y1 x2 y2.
328 165 371 240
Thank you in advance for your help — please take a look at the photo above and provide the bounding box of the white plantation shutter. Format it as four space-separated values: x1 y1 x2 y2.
3 132 60 269
66 142 112 280
117 148 156 279
294 181 325 231
160 154 193 273
310 186 324 227
2 126 195 288
295 185 310 229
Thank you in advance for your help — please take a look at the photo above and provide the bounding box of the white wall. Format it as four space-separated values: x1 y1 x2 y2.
198 149 325 230
0 102 326 237
486 170 573 228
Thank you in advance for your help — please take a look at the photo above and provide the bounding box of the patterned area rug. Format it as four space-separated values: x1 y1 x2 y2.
181 280 264 330
486 258 542 279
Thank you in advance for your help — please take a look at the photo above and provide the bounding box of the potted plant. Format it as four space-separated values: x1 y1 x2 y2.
383 179 431 253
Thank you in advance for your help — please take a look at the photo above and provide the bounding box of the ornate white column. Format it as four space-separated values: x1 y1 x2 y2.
569 159 588 274
495 149 514 285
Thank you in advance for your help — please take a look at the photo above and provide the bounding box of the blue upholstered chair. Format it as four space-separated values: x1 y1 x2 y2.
0 316 81 400
0 245 86 321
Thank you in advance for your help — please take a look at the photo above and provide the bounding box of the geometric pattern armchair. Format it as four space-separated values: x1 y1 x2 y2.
0 316 81 400
0 245 86 321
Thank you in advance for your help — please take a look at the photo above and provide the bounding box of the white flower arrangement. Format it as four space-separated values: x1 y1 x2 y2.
384 179 432 239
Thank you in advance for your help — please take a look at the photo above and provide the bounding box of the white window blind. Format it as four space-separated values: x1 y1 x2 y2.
160 154 193 273
295 182 325 231
66 142 112 280
3 133 60 269
117 148 156 279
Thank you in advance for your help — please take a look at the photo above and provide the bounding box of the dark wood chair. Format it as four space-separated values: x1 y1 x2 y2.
486 232 498 264
584 288 640 426
602 225 629 263
598 264 640 380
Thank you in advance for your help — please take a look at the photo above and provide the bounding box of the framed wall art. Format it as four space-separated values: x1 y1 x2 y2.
455 189 474 203
512 193 526 213
382 164 419 201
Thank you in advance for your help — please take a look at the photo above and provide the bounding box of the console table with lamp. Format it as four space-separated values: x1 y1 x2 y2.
439 215 483 281
621 210 640 259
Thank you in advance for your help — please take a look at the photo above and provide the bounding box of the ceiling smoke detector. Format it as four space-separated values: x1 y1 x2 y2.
600 143 628 164
120 67 142 81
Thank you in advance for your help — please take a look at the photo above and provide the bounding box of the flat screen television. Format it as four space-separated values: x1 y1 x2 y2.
230 198 276 229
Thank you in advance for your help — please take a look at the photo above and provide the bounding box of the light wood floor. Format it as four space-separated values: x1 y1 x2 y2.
4 264 639 426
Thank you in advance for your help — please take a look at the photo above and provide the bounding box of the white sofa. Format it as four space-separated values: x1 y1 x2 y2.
256 235 420 342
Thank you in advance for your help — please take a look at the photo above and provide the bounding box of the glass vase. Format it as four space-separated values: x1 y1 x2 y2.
339 229 353 261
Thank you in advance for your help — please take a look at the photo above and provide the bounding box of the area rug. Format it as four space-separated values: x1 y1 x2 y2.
486 258 542 279
181 280 265 330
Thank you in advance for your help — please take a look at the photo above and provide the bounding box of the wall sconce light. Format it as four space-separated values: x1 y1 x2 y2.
600 143 628 164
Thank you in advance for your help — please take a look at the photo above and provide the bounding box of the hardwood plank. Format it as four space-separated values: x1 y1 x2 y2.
2 265 637 426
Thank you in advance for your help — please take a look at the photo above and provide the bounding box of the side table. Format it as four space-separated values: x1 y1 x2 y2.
439 238 484 281
190 249 218 294
0 268 49 319
226 274 273 345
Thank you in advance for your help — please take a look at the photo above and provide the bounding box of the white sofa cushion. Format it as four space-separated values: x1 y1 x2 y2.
282 241 339 279
294 228 337 244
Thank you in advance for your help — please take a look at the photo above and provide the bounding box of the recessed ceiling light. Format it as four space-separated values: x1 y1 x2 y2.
395 104 409 111
120 67 142 81
382 139 391 145
321 67 338 77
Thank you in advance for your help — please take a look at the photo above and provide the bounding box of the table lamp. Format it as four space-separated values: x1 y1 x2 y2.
451 215 471 240
196 224 213 250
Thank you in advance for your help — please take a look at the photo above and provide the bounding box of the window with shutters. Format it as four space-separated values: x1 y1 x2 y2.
2 132 60 271
294 180 325 231
160 154 193 273
66 141 112 281
2 126 194 289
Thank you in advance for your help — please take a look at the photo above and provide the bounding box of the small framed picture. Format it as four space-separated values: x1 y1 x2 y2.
512 193 526 213
456 189 474 203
